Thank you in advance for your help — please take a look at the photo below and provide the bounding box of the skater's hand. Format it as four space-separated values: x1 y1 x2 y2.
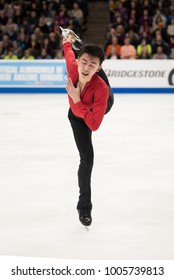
66 77 81 104
63 34 74 44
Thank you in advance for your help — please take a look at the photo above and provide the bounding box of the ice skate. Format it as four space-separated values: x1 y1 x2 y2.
60 26 84 51
77 208 92 227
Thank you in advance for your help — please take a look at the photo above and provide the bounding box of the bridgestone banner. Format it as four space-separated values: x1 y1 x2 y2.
102 60 174 89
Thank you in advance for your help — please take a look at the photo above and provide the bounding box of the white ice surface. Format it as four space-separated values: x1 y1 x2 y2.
0 94 174 260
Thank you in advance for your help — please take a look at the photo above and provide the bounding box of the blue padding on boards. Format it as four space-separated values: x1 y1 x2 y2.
0 88 67 93
0 87 174 94
112 88 174 94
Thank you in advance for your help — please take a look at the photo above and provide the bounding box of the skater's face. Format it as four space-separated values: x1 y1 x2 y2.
77 53 101 83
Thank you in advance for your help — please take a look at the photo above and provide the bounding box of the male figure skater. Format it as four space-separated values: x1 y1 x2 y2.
63 34 109 227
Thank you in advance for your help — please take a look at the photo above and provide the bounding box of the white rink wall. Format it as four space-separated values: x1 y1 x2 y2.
0 60 174 93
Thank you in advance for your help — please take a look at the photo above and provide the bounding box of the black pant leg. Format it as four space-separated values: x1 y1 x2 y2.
68 109 93 210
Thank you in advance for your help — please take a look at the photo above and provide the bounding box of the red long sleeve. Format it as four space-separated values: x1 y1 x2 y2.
63 42 108 131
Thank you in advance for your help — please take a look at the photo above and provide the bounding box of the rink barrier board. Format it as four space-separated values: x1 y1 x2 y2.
0 60 173 93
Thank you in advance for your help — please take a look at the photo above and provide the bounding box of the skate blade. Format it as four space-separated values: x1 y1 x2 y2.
85 226 89 231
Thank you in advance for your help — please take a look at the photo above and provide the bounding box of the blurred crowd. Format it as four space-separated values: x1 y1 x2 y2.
105 0 174 59
0 0 88 59
0 0 174 60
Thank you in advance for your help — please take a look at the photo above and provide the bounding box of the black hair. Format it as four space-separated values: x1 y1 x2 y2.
78 44 105 65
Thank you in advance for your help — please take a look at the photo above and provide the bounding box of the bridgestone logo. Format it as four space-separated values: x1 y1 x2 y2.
105 70 166 78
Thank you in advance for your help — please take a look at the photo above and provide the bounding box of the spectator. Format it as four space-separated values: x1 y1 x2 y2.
167 2 174 22
108 0 117 22
156 0 164 13
152 46 168 59
17 31 28 53
139 9 152 37
28 2 40 18
152 9 167 30
105 36 121 57
13 3 23 26
120 35 137 59
4 48 18 59
129 8 137 24
4 19 18 41
140 30 151 44
3 3 14 18
137 38 152 58
22 48 35 60
168 36 174 58
49 0 60 18
115 24 125 45
152 15 166 35
126 28 139 47
37 48 51 59
106 45 120 59
48 32 60 54
167 18 174 38
129 0 137 12
40 1 50 18
0 10 8 26
54 49 64 59
20 17 32 37
69 2 84 27
78 0 88 25
1 34 13 52
151 33 169 56
37 17 50 35
104 27 117 48
51 20 61 38
138 0 153 14
0 40 5 58
18 26 30 44
66 17 80 35
12 40 22 58
28 10 39 31
137 45 151 59
41 37 51 55
33 27 44 45
112 14 125 29
28 33 41 58
55 9 68 28
116 1 128 21
126 18 139 33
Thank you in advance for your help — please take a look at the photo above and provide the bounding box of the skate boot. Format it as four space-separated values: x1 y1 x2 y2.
60 26 85 52
78 208 92 227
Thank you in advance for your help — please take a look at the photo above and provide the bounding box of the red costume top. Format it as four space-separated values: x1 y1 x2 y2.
63 42 108 131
